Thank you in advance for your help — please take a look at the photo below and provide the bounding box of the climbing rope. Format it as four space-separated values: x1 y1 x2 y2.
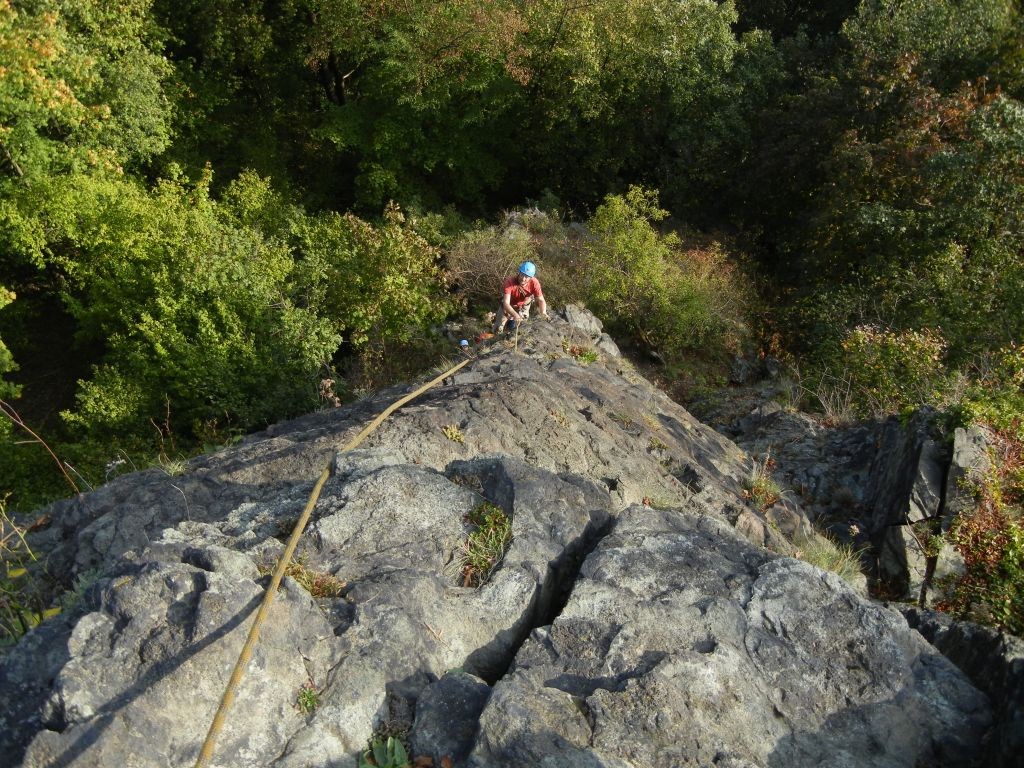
194 356 471 768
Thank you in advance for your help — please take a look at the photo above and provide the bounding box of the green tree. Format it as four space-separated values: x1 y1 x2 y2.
300 0 526 210
18 170 335 436
737 0 1024 363
152 0 316 187
517 0 746 209
734 0 859 39
0 286 20 410
583 186 749 361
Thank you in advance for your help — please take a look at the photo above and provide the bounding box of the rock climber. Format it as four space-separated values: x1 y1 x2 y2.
496 261 549 333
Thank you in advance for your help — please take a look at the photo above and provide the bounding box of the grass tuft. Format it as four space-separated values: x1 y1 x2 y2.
458 502 513 587
259 558 347 599
792 532 865 587
743 453 781 511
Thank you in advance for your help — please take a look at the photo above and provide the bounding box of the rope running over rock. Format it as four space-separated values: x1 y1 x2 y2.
194 356 472 767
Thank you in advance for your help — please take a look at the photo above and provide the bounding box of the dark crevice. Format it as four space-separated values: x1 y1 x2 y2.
466 511 618 686
918 454 953 607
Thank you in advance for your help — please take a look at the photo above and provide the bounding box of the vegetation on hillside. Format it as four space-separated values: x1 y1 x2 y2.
0 0 1021 631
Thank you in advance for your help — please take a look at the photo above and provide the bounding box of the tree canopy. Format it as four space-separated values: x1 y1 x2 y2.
0 0 1022 507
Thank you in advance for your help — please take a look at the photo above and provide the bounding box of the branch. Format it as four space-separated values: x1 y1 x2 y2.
0 400 79 495
0 142 24 178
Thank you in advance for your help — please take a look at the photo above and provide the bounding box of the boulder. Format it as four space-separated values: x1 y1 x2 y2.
943 426 991 527
411 671 491 765
468 507 990 767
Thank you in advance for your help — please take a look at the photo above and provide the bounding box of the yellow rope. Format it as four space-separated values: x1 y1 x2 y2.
194 356 472 768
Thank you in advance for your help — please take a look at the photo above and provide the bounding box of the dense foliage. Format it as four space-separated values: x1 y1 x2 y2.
0 0 1022 621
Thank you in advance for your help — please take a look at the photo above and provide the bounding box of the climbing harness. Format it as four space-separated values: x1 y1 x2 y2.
194 356 471 768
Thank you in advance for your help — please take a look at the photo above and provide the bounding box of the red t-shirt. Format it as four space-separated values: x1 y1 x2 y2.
502 276 543 308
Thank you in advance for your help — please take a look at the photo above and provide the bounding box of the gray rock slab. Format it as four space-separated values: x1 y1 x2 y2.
411 671 491 765
904 607 1023 768
19 562 339 768
271 457 615 767
943 426 991 527
468 506 990 768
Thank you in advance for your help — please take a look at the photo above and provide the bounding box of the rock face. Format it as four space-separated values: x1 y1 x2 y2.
0 309 999 767
470 507 989 768
703 393 970 606
903 608 1023 768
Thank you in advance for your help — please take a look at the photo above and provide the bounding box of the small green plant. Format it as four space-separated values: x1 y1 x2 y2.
561 340 599 364
608 412 635 428
156 454 189 476
743 453 781 511
792 532 865 588
459 502 513 587
258 559 347 599
641 411 661 430
357 736 410 768
442 424 465 443
648 436 668 452
296 680 320 714
59 568 103 613
549 409 569 427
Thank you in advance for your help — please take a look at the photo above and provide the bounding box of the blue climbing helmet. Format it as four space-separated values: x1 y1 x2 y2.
519 261 537 278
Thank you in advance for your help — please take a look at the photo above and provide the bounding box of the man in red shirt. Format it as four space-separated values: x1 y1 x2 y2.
496 261 548 333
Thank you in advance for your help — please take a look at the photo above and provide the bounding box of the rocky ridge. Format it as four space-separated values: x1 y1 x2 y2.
0 307 1001 767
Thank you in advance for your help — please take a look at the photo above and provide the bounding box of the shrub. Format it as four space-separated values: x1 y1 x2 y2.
444 209 592 319
14 170 452 452
950 345 1024 440
292 201 454 348
0 286 20 407
445 224 536 310
580 187 749 363
840 325 949 416
938 431 1024 635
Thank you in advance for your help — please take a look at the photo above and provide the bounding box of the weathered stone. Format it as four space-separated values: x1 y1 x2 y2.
595 332 621 358
20 563 340 768
411 671 491 765
0 308 1000 768
943 426 991 527
904 608 1023 768
731 354 757 385
563 303 604 337
467 507 990 768
271 456 615 767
